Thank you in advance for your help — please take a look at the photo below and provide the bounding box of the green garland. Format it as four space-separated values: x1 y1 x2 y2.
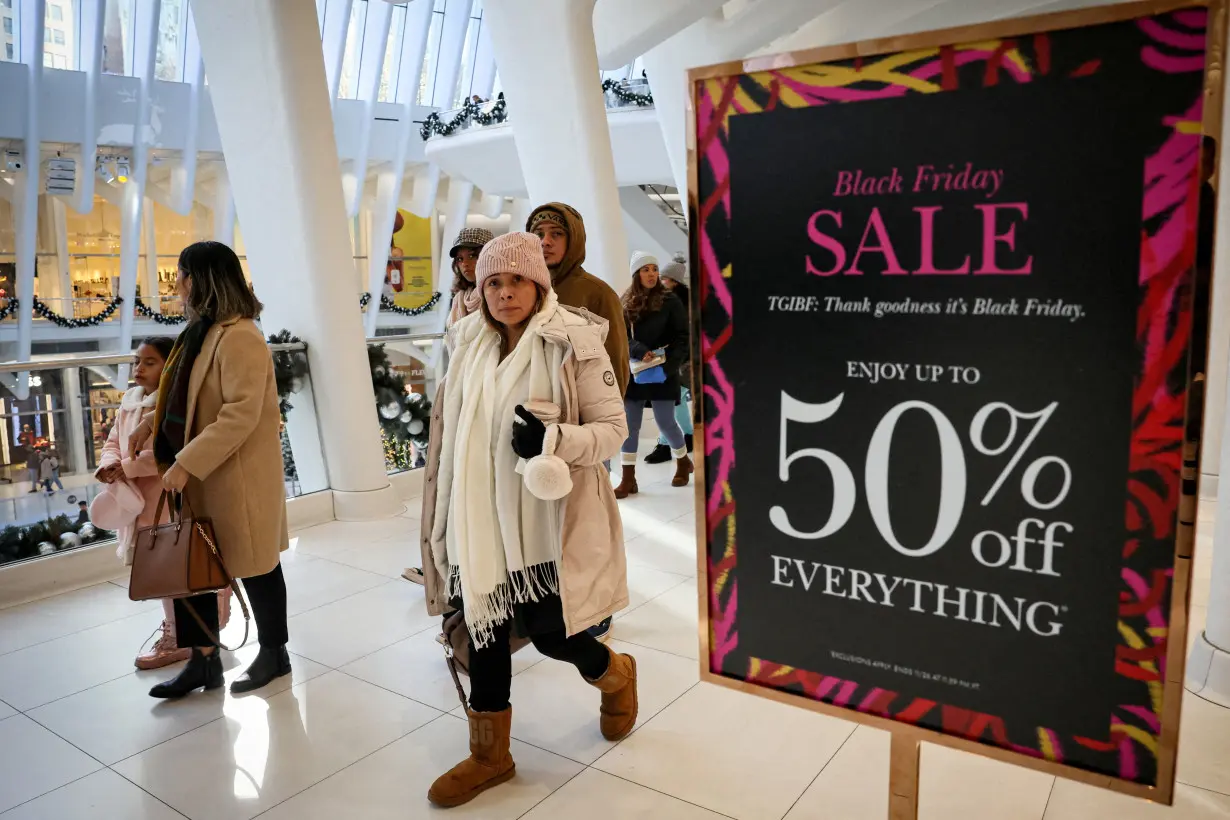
134 297 186 325
361 291 442 317
420 79 654 142
420 96 509 139
34 296 122 328
266 331 309 417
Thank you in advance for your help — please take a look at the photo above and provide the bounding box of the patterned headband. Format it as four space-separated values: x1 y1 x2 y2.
529 210 568 233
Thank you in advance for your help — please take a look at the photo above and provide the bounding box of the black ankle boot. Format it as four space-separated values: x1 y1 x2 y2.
149 648 223 699
231 645 291 694
644 444 671 464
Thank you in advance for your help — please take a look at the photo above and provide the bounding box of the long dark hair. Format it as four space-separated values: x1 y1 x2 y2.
178 241 263 321
478 282 548 355
622 267 667 324
139 337 175 361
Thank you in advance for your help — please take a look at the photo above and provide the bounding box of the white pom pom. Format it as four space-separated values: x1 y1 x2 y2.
522 454 572 501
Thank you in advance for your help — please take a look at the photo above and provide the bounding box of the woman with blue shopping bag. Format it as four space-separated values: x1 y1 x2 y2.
614 252 692 499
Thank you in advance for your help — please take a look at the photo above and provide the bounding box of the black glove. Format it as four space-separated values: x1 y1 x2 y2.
511 405 546 459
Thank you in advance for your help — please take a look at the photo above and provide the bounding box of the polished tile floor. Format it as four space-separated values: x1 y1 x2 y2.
0 460 1227 819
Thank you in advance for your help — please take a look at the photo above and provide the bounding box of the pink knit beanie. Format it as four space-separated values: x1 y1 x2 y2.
475 232 552 290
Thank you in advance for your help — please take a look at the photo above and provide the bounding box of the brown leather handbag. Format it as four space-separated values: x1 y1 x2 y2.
128 492 250 650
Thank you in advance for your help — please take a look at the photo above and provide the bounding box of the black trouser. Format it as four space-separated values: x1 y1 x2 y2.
468 618 610 713
175 563 288 650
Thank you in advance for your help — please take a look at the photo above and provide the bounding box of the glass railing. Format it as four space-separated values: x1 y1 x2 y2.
366 332 445 475
0 331 449 568
0 341 325 569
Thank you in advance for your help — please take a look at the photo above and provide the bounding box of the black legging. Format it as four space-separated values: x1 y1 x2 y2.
174 562 288 649
468 617 610 713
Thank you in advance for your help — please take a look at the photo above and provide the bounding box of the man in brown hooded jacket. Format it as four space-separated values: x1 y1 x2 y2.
528 202 631 394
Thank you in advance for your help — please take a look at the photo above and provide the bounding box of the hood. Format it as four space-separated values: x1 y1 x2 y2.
527 202 587 286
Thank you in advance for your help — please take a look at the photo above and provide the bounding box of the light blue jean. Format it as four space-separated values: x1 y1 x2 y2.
623 398 686 457
658 388 692 446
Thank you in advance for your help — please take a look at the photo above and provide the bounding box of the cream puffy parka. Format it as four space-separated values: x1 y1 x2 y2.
419 305 629 635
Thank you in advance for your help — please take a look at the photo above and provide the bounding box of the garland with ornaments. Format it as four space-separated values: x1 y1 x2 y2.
418 78 654 142
419 95 509 140
601 78 654 107
33 296 122 328
0 513 113 564
266 330 310 417
360 291 442 317
369 342 432 451
134 297 187 325
0 298 17 321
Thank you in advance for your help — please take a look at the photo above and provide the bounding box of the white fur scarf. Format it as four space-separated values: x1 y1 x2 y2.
437 293 565 647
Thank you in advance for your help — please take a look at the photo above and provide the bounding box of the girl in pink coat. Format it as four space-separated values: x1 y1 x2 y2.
96 338 230 670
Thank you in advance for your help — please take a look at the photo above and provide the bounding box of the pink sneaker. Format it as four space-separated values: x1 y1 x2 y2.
135 620 191 670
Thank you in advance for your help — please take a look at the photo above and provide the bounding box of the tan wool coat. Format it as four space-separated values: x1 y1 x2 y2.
419 304 630 636
175 317 289 580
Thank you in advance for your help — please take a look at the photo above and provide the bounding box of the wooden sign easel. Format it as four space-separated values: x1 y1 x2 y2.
889 734 921 820
685 1 1224 816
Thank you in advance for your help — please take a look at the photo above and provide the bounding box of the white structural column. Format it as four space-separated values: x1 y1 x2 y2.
61 368 87 475
363 0 434 335
192 0 400 520
481 0 628 286
641 0 842 198
141 201 159 312
113 0 162 389
13 0 47 393
342 0 394 217
432 0 474 109
211 169 236 245
71 0 104 217
509 197 533 234
437 177 475 297
1189 355 1230 705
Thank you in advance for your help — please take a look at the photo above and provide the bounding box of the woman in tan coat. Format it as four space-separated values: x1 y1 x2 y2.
131 240 291 700
419 232 634 808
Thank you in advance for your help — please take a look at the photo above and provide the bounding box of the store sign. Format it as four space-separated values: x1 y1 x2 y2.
692 2 1215 802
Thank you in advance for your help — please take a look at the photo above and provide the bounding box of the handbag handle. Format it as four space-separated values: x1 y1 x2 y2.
151 490 200 529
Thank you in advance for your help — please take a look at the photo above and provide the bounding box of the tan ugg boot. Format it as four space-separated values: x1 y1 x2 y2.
428 708 516 808
671 453 694 487
588 648 638 741
614 465 638 499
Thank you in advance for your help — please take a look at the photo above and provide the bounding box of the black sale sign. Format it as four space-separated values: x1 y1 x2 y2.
692 4 1214 796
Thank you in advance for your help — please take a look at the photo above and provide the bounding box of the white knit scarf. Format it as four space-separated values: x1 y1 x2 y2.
437 293 565 647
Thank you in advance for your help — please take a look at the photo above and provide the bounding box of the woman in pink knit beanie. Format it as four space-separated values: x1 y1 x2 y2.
417 231 637 807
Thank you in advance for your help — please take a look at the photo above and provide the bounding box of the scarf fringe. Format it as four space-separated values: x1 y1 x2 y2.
447 561 562 648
